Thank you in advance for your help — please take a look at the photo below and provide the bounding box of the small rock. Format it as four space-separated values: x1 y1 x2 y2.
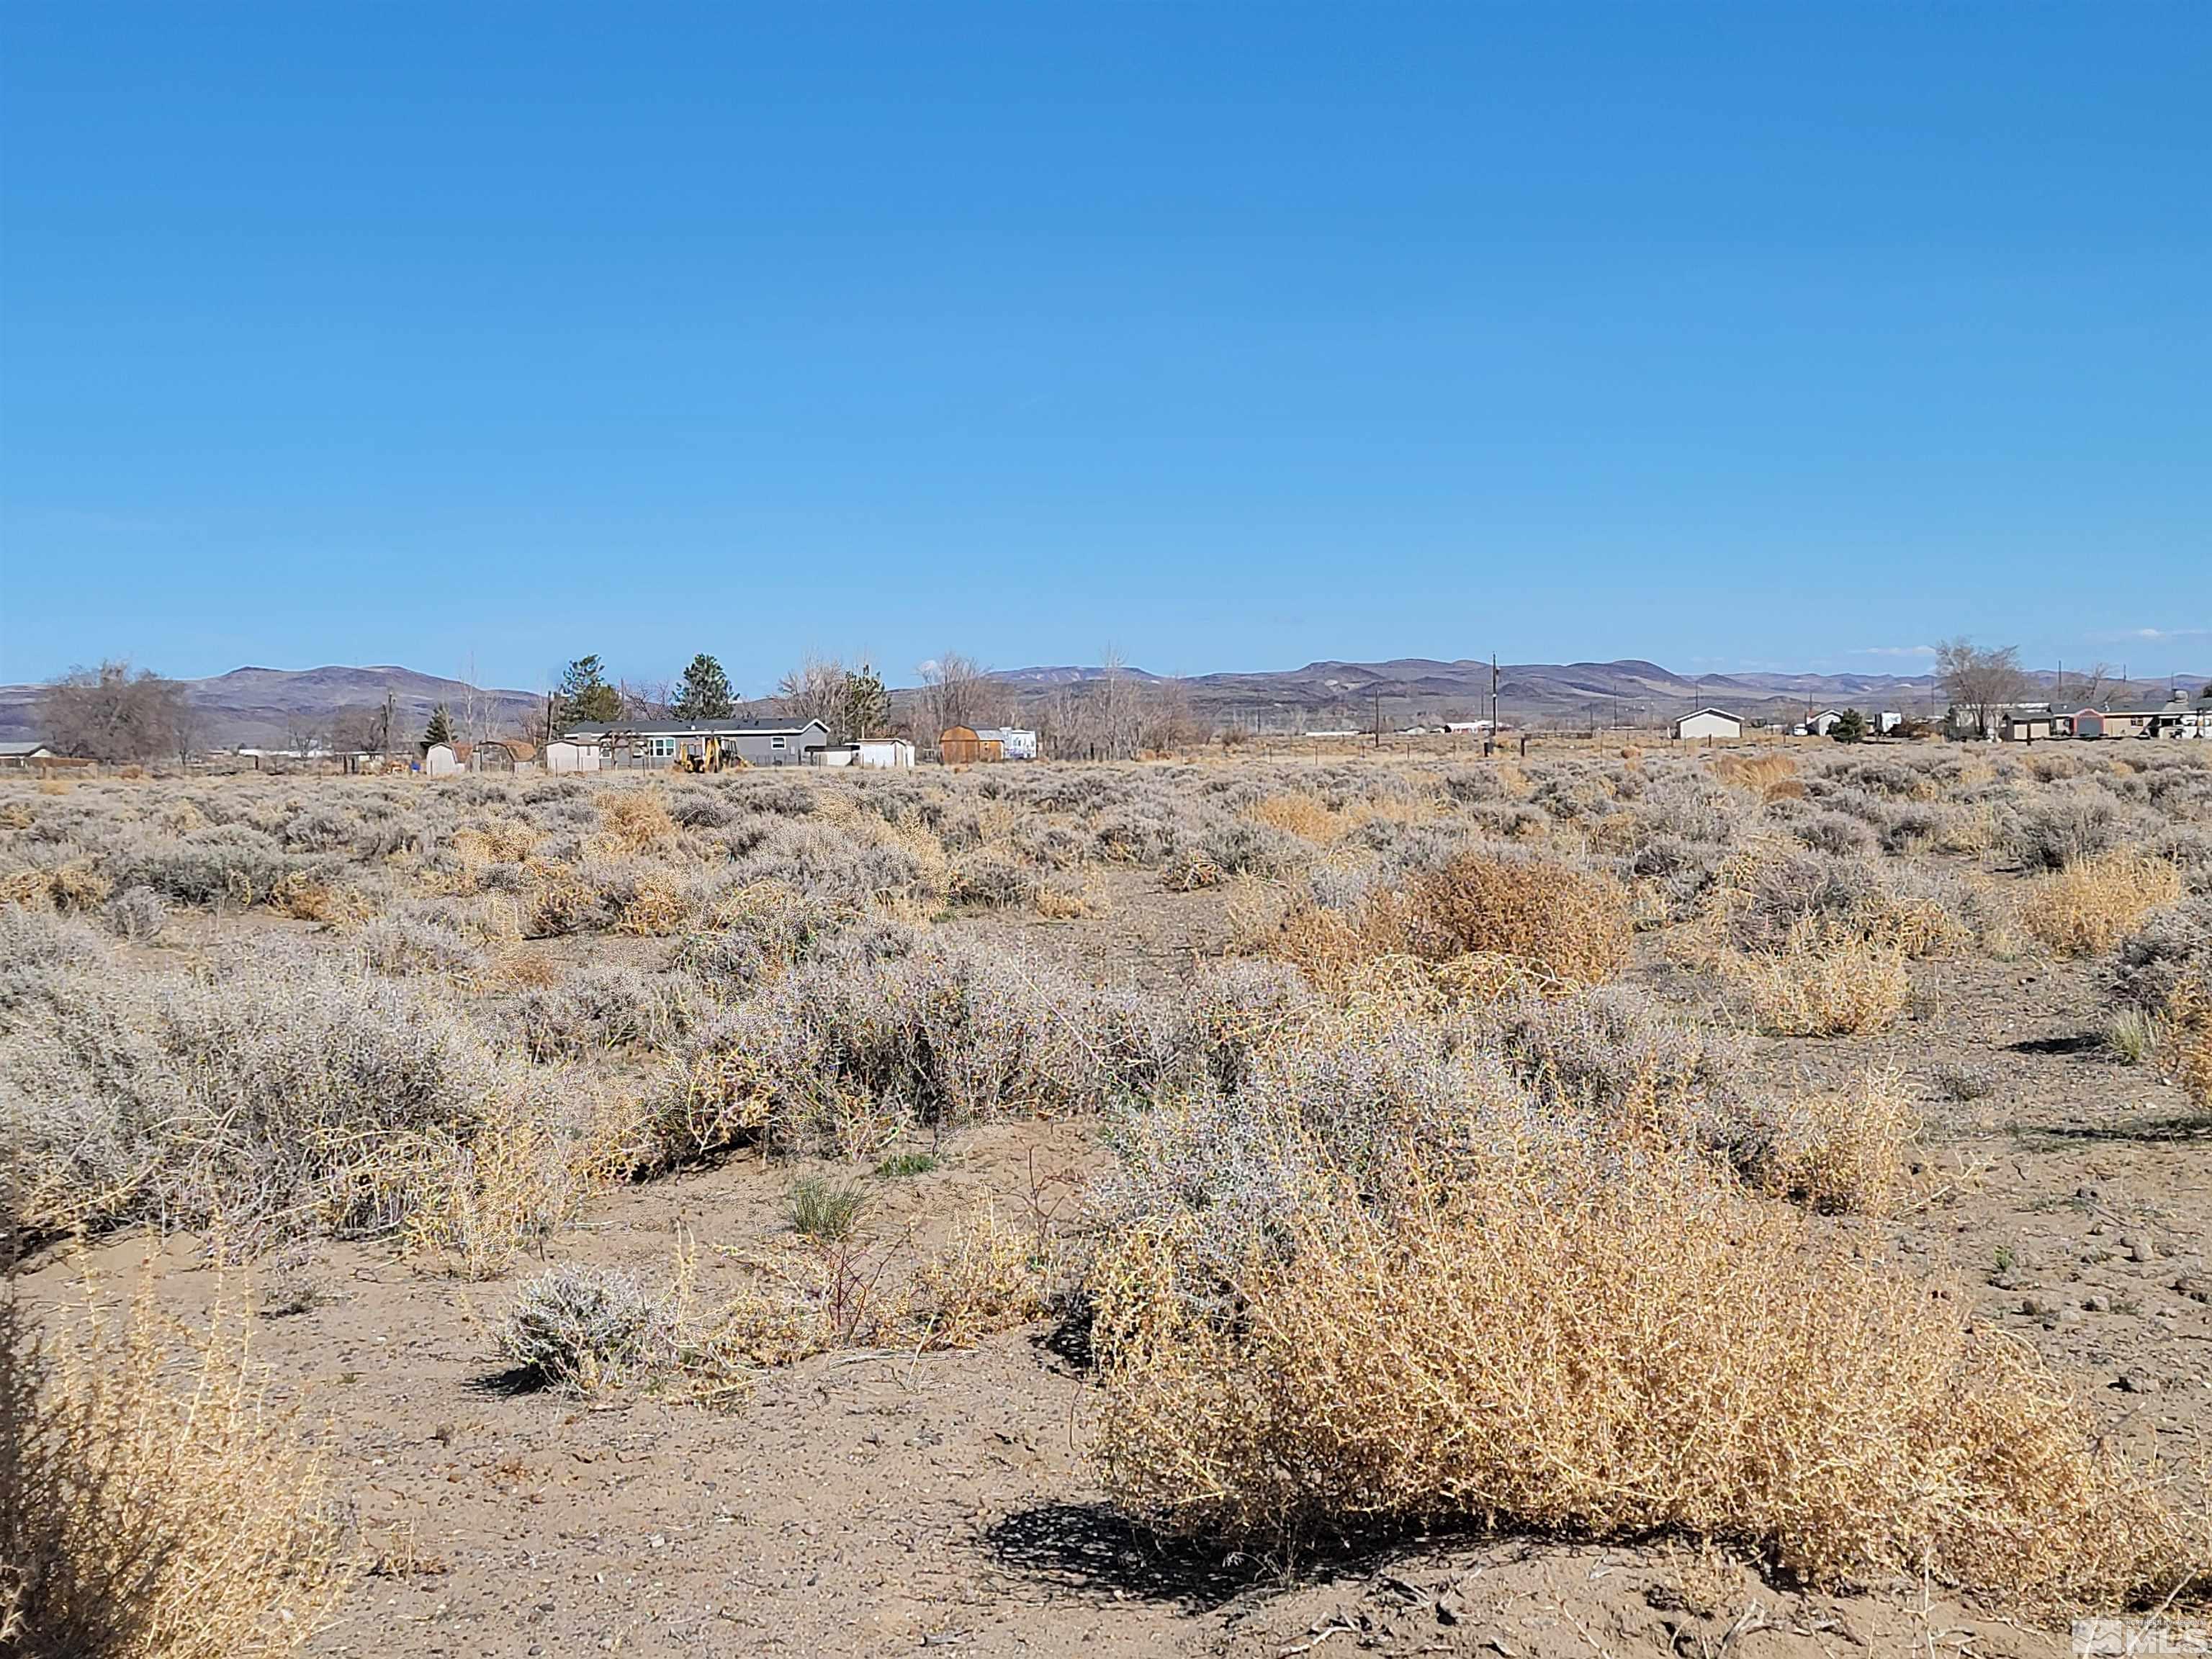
2175 1276 2211 1305
2088 1220 2108 1236
2116 1371 2160 1395
2084 1294 2112 1313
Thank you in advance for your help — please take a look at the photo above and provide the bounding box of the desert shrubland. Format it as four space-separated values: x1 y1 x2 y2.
2 740 2209 1635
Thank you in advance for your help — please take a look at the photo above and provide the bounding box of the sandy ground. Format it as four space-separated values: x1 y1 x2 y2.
17 881 2211 1659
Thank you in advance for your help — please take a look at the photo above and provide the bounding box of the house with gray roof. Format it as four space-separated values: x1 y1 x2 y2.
560 719 830 770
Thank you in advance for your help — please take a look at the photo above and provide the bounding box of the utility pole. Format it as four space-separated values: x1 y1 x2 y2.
1491 653 1500 734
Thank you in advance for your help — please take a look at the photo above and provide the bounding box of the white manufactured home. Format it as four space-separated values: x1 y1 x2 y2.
1670 708 1743 742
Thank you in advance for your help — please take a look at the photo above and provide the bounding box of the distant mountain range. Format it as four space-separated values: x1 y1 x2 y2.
1 658 2201 747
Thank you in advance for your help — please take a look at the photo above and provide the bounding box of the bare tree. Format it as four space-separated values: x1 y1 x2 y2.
282 713 328 757
39 661 186 764
1136 675 1201 756
914 651 994 743
619 678 673 722
328 705 387 757
2050 660 2113 710
171 693 203 768
1935 639 2029 738
778 654 851 739
1090 648 1138 760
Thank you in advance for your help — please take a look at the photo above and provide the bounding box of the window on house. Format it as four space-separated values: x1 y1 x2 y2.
770 736 786 750
647 737 676 760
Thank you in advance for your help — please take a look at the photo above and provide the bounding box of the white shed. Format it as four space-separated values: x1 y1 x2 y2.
856 738 916 770
1671 709 1744 742
542 740 601 774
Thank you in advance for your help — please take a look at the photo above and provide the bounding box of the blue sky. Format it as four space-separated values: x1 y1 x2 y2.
2 4 2206 696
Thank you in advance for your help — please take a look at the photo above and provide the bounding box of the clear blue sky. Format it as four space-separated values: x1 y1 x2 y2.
2 4 2206 696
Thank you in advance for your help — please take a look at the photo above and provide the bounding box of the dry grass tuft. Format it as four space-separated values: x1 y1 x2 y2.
1710 752 1797 797
1246 793 1349 845
1405 853 1632 985
0 1277 350 1658
1033 877 1102 920
1723 920 1910 1036
596 788 677 854
0 860 113 913
614 871 691 936
2169 974 2212 1111
1092 1146 2201 1606
2019 850 2185 958
268 873 374 925
909 1205 1057 1349
1758 1068 1920 1215
1264 855 1629 995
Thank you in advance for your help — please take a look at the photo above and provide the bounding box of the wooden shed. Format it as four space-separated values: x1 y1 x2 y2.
938 726 1004 765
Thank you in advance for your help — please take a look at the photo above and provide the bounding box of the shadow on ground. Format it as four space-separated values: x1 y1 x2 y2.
979 1503 1266 1609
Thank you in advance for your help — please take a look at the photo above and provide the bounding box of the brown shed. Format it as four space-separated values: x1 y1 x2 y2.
472 738 536 772
938 726 1004 765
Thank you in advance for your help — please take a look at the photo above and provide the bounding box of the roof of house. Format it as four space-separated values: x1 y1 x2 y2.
0 740 54 757
1673 707 1743 723
562 720 829 739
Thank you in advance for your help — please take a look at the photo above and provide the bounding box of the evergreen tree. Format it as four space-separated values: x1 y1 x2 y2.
423 703 455 747
672 653 735 721
1830 707 1869 744
556 655 622 724
843 663 889 740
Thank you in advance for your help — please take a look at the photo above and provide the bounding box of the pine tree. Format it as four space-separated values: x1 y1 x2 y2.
556 655 622 725
423 703 455 747
672 653 735 721
1830 707 1868 744
842 664 889 740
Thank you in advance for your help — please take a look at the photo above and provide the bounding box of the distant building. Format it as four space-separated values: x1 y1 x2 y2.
0 740 57 768
2000 711 2057 742
856 738 916 769
471 738 535 773
1671 708 1743 741
2075 692 2199 741
542 740 602 774
1879 711 1902 734
938 727 1003 764
974 727 1038 760
1805 709 1847 737
562 720 830 770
